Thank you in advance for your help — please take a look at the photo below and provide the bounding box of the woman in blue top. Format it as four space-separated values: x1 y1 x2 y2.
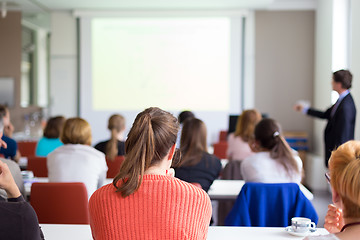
35 116 65 156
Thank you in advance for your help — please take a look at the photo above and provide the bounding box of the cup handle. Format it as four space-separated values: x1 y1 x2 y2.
310 222 316 230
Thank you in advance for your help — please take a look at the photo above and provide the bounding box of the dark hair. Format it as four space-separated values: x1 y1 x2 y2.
105 114 125 160
254 118 300 176
173 118 207 167
333 69 352 89
113 107 179 197
43 116 66 139
178 111 195 124
0 105 8 118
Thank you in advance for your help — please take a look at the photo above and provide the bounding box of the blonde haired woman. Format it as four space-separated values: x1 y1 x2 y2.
305 141 360 240
227 109 262 161
95 114 126 160
89 108 212 240
47 118 107 198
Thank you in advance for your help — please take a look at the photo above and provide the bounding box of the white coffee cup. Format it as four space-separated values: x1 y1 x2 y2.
291 217 316 233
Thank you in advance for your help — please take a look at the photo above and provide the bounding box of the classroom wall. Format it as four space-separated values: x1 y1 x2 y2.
49 12 78 118
254 10 315 144
351 0 360 140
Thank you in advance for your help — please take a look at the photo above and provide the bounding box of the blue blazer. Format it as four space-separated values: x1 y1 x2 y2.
224 182 318 227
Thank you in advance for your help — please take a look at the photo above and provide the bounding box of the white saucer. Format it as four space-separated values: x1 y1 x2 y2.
285 226 317 237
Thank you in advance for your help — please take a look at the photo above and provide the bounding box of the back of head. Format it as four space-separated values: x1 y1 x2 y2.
176 118 207 167
329 140 360 218
0 115 3 134
43 116 66 139
106 114 125 160
113 107 179 197
60 118 92 146
234 109 262 142
333 69 352 89
178 111 195 124
255 118 300 175
0 105 6 118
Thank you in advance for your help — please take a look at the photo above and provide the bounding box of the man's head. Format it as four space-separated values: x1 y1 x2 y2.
0 115 4 139
0 105 10 127
332 69 353 93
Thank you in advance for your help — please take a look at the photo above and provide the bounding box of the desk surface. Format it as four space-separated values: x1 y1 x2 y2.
40 224 329 240
25 178 313 201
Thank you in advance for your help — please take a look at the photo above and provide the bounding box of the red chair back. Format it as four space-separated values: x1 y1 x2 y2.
27 156 48 177
219 131 228 142
213 142 228 159
30 182 89 224
106 156 125 178
17 141 37 157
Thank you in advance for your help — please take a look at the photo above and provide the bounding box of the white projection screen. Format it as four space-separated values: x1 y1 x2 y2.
79 14 243 145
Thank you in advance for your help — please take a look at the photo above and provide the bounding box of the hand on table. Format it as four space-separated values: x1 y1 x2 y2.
324 204 344 233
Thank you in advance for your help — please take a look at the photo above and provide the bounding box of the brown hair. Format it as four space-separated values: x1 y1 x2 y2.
234 109 262 142
254 118 300 176
173 118 207 167
333 69 352 89
60 118 92 146
105 114 125 160
329 141 360 218
43 116 66 139
113 107 179 197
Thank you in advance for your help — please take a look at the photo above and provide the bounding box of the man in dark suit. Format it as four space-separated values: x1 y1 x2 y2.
294 70 356 167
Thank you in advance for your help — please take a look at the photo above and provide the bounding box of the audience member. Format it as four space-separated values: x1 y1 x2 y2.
227 109 262 161
0 116 24 198
94 114 125 160
241 118 302 183
305 140 360 240
0 105 20 162
173 118 222 192
35 116 65 157
89 107 212 240
0 160 44 239
176 110 195 148
47 117 107 198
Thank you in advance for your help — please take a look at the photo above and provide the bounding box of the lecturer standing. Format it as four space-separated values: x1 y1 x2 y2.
294 69 356 167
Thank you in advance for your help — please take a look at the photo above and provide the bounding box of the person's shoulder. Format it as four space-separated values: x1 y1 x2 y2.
94 140 108 149
170 177 210 200
90 183 114 202
2 135 16 146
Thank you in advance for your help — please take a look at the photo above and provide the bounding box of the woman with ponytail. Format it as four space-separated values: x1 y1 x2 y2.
241 118 303 183
94 114 125 160
89 107 212 240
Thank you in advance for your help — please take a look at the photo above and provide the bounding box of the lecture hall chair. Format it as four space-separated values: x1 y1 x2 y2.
219 130 228 142
30 182 89 224
26 156 48 177
106 156 125 178
17 141 37 157
213 142 228 159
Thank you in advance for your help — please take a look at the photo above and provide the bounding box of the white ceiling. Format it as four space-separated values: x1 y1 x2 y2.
5 0 317 14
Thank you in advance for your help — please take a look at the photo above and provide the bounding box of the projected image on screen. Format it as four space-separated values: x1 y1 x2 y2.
92 18 230 111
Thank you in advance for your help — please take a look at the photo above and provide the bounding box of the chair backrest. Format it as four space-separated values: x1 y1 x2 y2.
27 156 48 177
30 182 89 224
225 182 318 227
219 130 228 142
106 156 125 178
213 142 228 159
17 141 37 157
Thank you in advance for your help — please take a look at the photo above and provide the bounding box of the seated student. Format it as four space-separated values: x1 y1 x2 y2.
47 118 107 198
306 141 360 240
227 109 262 161
0 105 20 162
0 116 25 198
241 118 302 183
172 118 222 192
89 107 212 240
94 114 125 160
35 116 65 157
0 160 44 239
176 110 195 148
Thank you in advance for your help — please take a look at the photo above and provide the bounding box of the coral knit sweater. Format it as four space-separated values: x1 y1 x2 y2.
89 175 212 240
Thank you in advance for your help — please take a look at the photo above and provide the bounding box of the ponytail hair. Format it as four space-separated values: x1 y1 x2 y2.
113 107 179 197
105 114 125 160
254 118 300 176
